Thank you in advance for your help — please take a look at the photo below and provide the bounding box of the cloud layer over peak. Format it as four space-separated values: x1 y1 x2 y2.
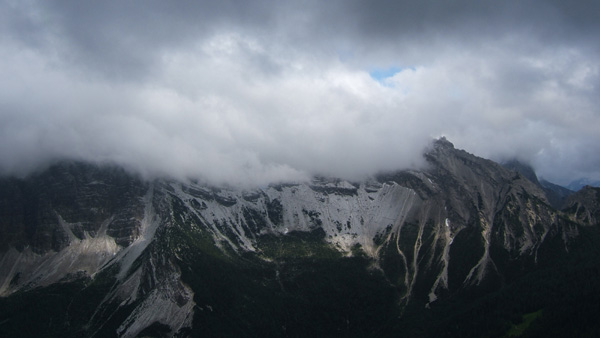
1 0 599 186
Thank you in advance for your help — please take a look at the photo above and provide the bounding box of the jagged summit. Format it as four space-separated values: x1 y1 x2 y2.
432 136 455 149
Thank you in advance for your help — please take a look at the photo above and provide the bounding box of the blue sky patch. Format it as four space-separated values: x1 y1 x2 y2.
369 66 403 83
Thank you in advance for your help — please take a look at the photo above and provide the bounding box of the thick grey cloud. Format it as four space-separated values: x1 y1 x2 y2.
1 0 599 186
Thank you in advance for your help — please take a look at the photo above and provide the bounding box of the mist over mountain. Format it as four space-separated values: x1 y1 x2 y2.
1 1 600 186
2 139 600 337
568 178 600 191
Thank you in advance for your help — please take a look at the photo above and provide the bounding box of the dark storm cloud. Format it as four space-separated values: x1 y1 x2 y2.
12 0 599 79
1 0 599 186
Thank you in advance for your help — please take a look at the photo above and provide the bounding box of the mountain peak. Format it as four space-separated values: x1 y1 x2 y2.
501 159 540 185
501 159 575 208
433 136 454 149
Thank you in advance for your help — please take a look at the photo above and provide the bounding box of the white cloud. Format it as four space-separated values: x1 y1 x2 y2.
1 1 599 186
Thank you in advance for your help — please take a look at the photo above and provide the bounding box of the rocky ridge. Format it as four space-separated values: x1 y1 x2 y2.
0 138 597 337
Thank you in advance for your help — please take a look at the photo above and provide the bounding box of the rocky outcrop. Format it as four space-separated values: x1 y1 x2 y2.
502 159 574 209
562 186 600 226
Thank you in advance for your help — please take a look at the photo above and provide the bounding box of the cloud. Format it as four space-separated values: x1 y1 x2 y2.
1 0 599 186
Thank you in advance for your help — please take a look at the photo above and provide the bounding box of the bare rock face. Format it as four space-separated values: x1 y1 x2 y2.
0 162 147 253
374 138 572 301
562 186 600 225
0 163 148 294
502 159 574 209
0 139 597 337
0 165 196 337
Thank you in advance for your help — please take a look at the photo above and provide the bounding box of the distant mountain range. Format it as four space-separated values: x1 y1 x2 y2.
567 178 600 191
1 138 600 337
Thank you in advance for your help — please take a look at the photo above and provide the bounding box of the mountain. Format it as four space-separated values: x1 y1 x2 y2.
562 185 600 226
501 159 574 209
539 179 574 207
1 139 600 337
501 159 541 185
568 178 600 191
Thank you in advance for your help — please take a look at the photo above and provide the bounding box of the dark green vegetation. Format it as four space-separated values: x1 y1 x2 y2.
393 224 600 337
505 310 543 337
0 265 128 338
168 205 400 337
4 190 596 337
